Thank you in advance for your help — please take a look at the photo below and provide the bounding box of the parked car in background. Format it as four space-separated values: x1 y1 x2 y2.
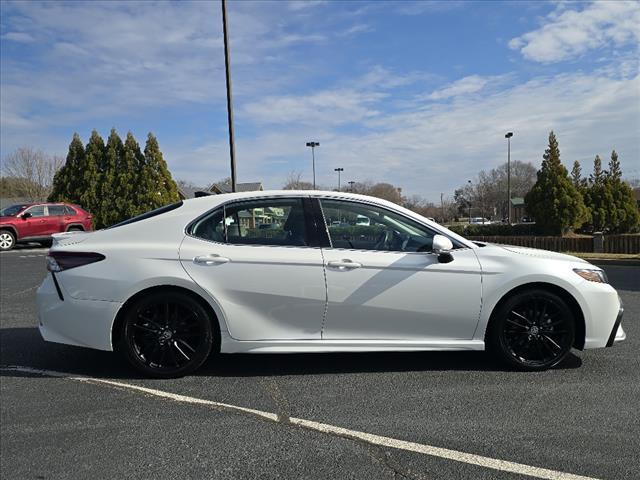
469 217 492 225
0 203 93 251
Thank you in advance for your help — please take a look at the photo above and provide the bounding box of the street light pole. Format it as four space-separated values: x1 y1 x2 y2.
221 0 237 192
348 181 355 192
505 131 513 224
306 141 320 189
467 179 472 224
334 167 344 191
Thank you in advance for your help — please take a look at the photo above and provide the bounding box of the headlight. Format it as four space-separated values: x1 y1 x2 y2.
573 268 608 283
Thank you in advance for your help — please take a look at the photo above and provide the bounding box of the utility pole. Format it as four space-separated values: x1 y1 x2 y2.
334 167 344 191
467 179 472 224
505 131 514 223
441 192 444 222
221 0 237 192
306 142 320 189
348 181 355 192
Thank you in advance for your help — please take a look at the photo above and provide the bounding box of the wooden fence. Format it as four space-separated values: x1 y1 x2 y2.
465 234 640 254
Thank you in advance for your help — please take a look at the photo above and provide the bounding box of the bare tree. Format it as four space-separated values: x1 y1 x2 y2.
1 148 63 201
283 171 314 190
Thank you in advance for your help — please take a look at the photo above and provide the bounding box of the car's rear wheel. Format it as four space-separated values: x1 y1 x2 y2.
120 291 214 378
487 289 575 371
0 230 16 251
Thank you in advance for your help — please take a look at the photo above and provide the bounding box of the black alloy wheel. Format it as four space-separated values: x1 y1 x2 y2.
120 291 214 378
488 289 575 371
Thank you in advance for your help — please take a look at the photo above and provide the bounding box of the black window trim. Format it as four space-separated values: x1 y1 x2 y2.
315 196 466 254
186 195 325 249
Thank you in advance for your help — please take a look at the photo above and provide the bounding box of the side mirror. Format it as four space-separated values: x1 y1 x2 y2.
432 234 454 263
21 212 32 220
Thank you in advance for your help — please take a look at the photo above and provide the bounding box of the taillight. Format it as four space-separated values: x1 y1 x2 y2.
46 252 105 272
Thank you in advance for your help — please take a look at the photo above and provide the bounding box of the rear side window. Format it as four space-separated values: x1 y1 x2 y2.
48 205 66 216
64 206 77 215
190 198 310 247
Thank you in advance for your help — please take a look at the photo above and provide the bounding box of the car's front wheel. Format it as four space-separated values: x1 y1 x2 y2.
487 289 575 371
120 291 214 378
0 230 16 251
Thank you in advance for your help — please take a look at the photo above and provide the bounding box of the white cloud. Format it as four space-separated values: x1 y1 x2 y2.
426 75 492 100
1 31 35 43
509 1 640 63
242 89 385 126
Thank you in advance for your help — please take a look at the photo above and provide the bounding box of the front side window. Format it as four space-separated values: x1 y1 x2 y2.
191 198 309 247
25 205 46 217
320 199 439 252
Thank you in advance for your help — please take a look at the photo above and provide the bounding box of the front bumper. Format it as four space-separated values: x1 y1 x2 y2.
606 307 625 347
37 273 121 351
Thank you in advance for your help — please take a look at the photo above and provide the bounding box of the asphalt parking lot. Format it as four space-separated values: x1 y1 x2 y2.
1 247 638 480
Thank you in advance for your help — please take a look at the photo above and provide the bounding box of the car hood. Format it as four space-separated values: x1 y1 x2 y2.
494 244 590 264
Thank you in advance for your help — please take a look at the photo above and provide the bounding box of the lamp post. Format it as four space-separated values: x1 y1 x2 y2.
334 167 344 191
467 179 472 224
505 131 513 224
305 142 320 189
221 0 237 192
348 181 355 192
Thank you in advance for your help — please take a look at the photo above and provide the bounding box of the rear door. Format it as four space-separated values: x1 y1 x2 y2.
179 196 327 341
46 205 67 233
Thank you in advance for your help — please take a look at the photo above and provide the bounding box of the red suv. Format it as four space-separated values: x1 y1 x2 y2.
0 202 93 251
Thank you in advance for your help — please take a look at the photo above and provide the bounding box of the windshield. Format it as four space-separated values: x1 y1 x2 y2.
0 204 28 216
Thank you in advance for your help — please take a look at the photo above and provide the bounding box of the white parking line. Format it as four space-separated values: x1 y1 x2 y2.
1 365 599 480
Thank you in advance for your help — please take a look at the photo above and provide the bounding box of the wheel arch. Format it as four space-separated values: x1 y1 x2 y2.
0 225 18 239
66 223 85 231
111 284 222 352
484 282 586 350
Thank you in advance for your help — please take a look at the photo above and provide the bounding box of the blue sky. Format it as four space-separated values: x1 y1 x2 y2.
1 0 639 200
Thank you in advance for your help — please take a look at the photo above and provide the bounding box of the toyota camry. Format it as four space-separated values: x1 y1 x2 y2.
37 191 625 377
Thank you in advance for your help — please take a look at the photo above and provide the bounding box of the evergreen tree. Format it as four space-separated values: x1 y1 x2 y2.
524 131 589 234
570 161 582 188
79 130 105 221
589 155 605 184
607 150 622 181
584 155 617 231
49 133 85 203
140 133 180 211
98 129 125 227
606 150 639 232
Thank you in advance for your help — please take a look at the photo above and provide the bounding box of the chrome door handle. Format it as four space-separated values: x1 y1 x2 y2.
327 260 362 270
193 254 230 265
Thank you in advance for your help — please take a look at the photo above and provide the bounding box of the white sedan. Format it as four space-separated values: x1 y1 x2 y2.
37 191 625 377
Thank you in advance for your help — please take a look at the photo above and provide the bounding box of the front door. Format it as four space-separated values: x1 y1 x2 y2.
319 199 482 341
20 205 49 238
180 197 326 341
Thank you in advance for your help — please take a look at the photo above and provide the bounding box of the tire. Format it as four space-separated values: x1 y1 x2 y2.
487 289 575 371
119 291 215 378
67 226 83 232
0 230 16 251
